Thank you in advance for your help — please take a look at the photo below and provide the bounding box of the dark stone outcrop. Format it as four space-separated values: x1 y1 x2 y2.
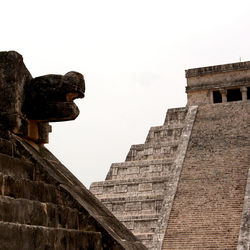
0 51 146 250
0 50 85 144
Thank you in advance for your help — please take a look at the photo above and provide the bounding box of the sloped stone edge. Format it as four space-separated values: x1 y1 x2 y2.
237 165 250 250
151 105 198 250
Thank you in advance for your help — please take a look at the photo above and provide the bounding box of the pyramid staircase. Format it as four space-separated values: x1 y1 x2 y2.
0 136 146 250
90 107 191 249
0 153 103 249
90 102 250 250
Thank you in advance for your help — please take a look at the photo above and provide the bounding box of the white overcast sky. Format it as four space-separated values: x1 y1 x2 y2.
1 0 250 187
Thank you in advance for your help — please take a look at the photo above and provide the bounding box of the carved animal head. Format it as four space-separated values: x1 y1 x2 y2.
0 51 85 145
24 72 85 122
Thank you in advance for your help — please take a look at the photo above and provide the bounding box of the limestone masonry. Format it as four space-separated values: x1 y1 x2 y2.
0 51 146 250
90 61 250 249
0 51 249 249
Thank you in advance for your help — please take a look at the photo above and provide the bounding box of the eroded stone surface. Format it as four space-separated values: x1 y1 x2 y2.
0 51 146 250
0 51 85 144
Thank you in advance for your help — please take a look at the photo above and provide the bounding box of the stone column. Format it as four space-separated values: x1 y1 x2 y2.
220 89 227 103
240 86 247 101
209 91 214 104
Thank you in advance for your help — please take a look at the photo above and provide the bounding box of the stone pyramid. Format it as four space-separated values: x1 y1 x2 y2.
90 61 250 249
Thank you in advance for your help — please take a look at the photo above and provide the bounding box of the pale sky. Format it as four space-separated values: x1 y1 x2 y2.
1 0 250 187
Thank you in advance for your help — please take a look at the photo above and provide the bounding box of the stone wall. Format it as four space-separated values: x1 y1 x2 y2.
162 101 250 249
186 61 250 106
238 164 250 250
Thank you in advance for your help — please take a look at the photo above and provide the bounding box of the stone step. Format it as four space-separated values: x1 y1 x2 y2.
145 125 183 143
0 221 102 250
90 176 168 198
0 152 60 186
163 107 187 126
118 214 159 234
0 195 82 229
100 193 164 203
0 173 59 203
125 141 179 161
99 193 164 215
112 209 160 219
0 153 34 180
135 233 154 250
106 159 175 180
0 174 77 208
0 138 15 157
135 232 154 241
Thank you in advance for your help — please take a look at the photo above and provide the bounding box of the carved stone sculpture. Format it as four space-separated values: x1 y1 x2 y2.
0 51 146 249
0 50 85 144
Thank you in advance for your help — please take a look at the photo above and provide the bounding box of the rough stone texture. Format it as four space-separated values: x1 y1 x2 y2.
162 102 250 249
0 221 103 250
152 106 198 250
238 166 250 250
0 50 85 144
90 107 194 249
2 51 248 249
0 51 146 250
0 51 32 135
24 72 85 122
186 61 250 105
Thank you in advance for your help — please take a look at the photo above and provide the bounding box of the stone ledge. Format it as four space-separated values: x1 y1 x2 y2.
186 79 250 92
0 221 102 250
185 61 250 78
129 141 179 150
110 158 174 168
106 160 175 180
0 173 60 204
119 214 159 222
100 194 164 203
0 152 34 180
91 176 168 187
0 195 81 229
147 124 185 132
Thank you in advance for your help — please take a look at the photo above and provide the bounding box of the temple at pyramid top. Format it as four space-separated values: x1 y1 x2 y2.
185 61 250 105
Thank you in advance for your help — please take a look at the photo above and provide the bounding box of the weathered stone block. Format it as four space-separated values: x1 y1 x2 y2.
0 222 103 250
115 184 128 193
125 202 141 211
142 201 156 211
139 183 152 192
127 184 138 192
112 203 124 212
127 166 139 174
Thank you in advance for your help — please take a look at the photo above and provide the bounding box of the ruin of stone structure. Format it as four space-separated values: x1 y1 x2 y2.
90 61 250 249
0 51 147 250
